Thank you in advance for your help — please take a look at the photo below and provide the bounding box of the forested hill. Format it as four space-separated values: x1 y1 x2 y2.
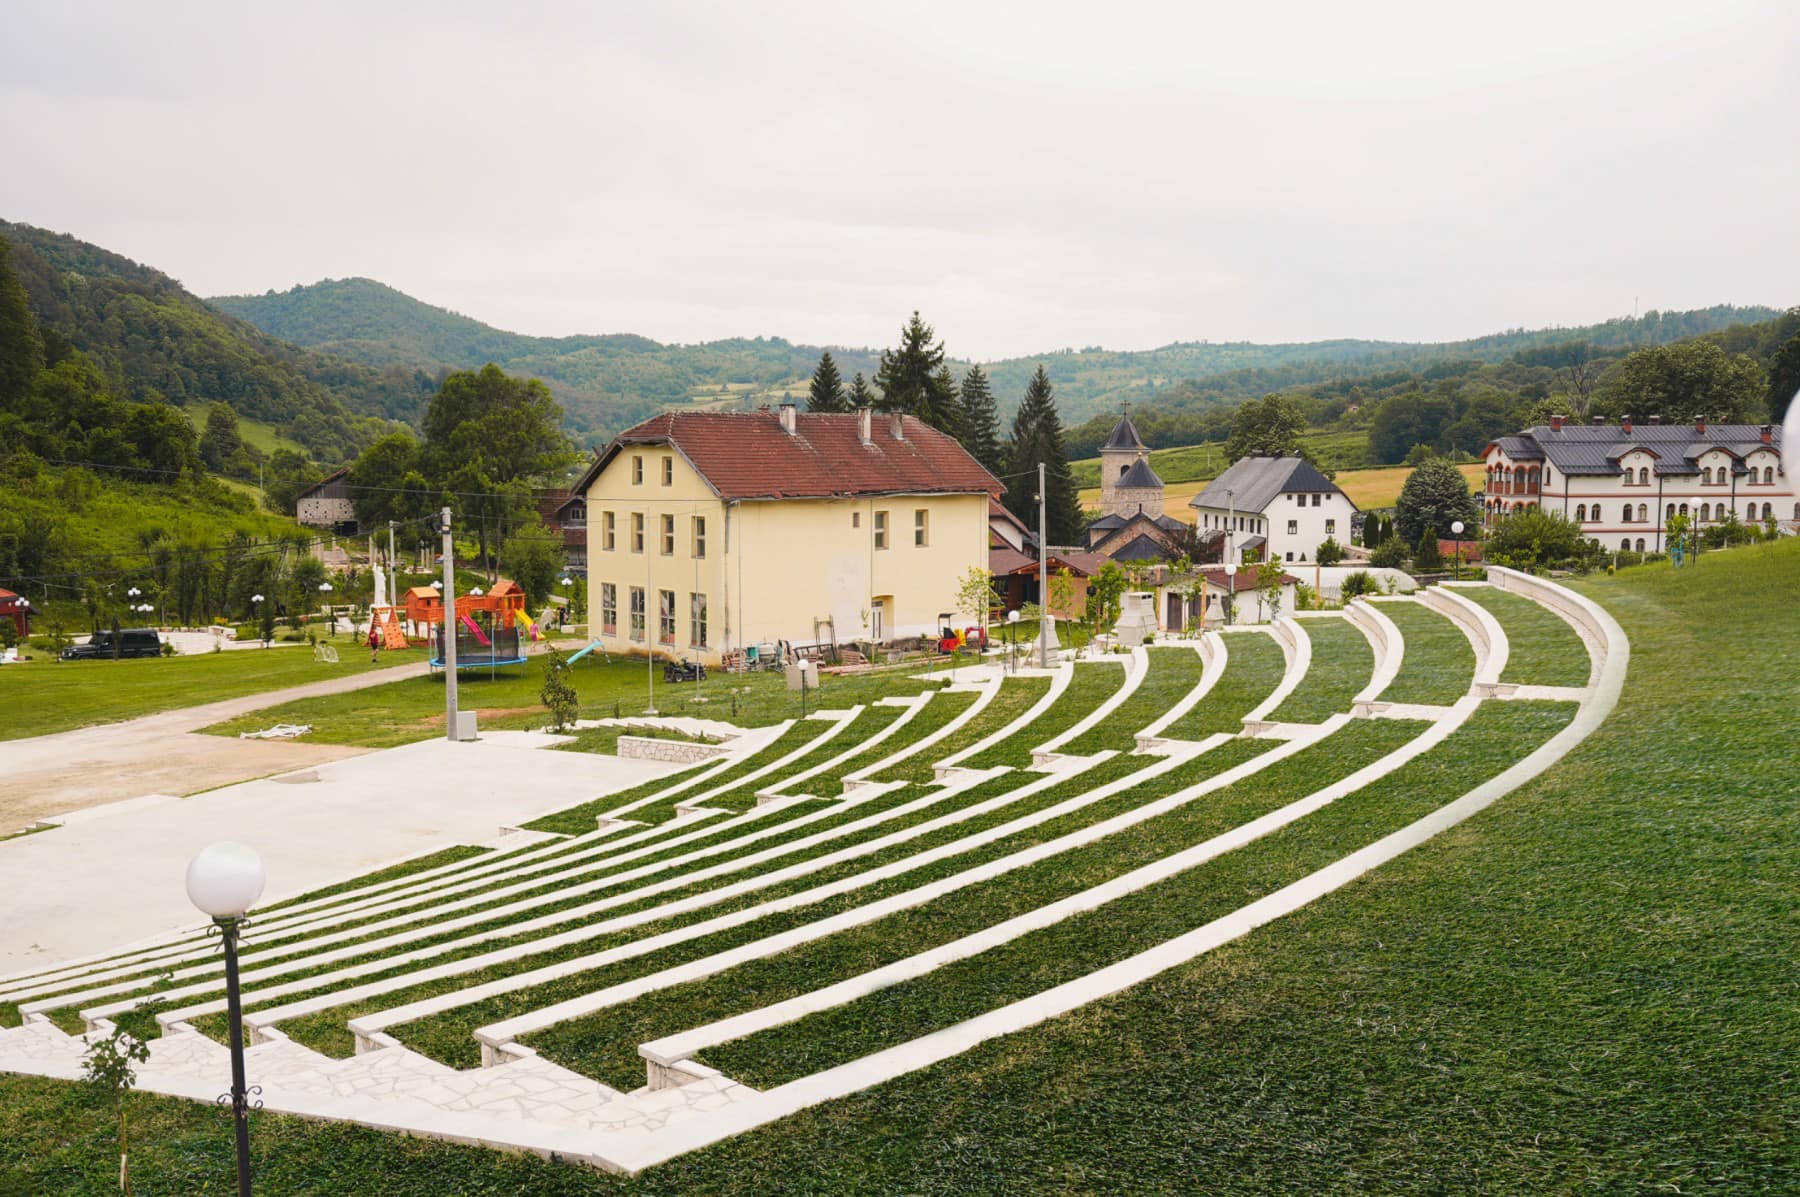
0 222 420 462
214 277 1775 443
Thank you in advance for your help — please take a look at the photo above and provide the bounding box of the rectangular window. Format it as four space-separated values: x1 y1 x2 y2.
658 589 676 644
1325 518 1336 534
1287 520 1298 535
601 583 617 635
874 510 889 550
660 513 675 556
689 591 708 647
628 586 645 640
632 455 644 485
692 515 706 558
602 510 616 551
914 508 929 547
1311 494 1321 507
631 512 644 553
852 511 861 529
661 456 673 486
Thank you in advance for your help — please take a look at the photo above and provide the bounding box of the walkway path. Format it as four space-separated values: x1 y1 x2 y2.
0 658 438 833
0 731 678 972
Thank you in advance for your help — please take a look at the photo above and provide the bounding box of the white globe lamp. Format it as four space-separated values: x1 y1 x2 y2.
185 841 266 920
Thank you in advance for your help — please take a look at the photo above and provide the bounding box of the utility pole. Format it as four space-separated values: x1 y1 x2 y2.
645 506 657 714
440 507 459 739
1037 461 1050 669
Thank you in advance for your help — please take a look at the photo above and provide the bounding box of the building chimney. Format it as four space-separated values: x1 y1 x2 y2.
1550 414 1565 431
858 406 873 445
890 411 905 440
1694 414 1706 434
1591 415 1604 426
778 402 797 435
1762 424 1774 445
1648 414 1661 425
1621 414 1633 434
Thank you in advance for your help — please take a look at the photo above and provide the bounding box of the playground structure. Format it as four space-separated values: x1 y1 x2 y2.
394 577 544 677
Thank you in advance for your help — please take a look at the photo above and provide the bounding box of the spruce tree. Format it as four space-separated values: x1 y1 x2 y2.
1004 365 1085 544
959 364 1003 475
806 350 847 412
848 372 874 408
873 311 962 436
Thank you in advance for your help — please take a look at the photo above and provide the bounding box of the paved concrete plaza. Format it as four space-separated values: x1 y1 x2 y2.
0 731 678 972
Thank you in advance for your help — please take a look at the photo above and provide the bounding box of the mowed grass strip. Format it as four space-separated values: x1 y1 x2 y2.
875 676 1049 782
1 646 428 742
1372 601 1477 705
962 665 1124 768
4 546 1794 1195
705 701 1575 1087
1162 632 1285 739
1456 586 1592 687
366 755 1195 1065
1061 647 1206 754
519 724 1413 1089
809 690 978 791
1268 617 1376 723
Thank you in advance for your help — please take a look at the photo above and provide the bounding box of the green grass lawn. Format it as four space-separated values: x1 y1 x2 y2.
1456 586 1593 688
1 543 1794 1194
1268 616 1375 722
0 643 429 741
201 657 947 750
1162 630 1286 739
1371 600 1477 705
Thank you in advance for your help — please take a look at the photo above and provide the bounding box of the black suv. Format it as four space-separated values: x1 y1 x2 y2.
60 628 163 660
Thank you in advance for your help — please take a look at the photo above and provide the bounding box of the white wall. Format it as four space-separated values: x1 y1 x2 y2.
1268 492 1357 563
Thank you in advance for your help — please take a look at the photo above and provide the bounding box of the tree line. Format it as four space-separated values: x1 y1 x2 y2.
803 312 1085 544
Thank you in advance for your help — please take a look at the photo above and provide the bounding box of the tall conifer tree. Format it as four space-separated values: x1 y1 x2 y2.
1004 365 1084 543
959 364 1004 475
874 311 963 436
848 371 874 408
806 350 847 412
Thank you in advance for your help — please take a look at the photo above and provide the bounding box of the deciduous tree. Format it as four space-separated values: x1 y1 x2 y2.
1394 457 1480 547
1224 394 1306 463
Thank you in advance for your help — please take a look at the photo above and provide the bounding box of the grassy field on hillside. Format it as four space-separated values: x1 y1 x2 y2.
1072 429 1370 489
1 544 1794 1193
1079 461 1486 513
0 644 428 741
182 404 309 457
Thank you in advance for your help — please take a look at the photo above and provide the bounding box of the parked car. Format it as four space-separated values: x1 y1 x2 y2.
60 628 162 660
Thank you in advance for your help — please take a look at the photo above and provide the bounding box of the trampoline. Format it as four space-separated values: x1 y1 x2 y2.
429 619 527 677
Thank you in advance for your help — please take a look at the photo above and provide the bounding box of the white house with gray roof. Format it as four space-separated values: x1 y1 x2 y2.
1189 455 1357 565
1482 415 1791 552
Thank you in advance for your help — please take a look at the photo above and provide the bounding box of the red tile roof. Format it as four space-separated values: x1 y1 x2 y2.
576 410 1003 502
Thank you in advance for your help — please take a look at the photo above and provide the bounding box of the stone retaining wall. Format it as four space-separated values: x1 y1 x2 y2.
617 735 730 764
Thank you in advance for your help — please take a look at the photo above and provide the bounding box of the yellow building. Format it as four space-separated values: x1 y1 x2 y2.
575 405 1002 664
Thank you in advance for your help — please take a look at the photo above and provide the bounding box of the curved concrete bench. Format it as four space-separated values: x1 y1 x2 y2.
1345 599 1403 713
1240 620 1310 734
1416 585 1510 691
1134 637 1219 750
934 662 1075 777
1486 566 1605 691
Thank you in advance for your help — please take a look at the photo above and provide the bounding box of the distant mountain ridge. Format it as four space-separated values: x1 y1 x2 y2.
213 277 1777 443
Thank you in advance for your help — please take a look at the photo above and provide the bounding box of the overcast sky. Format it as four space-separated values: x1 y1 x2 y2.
3 0 1795 359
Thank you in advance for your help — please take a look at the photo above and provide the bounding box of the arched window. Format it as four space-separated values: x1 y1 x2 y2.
1699 503 1711 521
1621 537 1631 550
1763 502 1774 521
1679 503 1689 516
1635 538 1645 552
1766 466 1776 484
1702 467 1713 485
1592 504 1603 522
1666 503 1675 519
1575 504 1587 521
1638 503 1648 522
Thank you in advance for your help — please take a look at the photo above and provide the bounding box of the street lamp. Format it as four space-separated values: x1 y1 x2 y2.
251 594 268 647
185 842 266 1197
1450 520 1465 579
1006 608 1020 673
1223 562 1237 626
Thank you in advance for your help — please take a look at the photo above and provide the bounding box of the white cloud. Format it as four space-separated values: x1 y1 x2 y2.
1 0 1793 359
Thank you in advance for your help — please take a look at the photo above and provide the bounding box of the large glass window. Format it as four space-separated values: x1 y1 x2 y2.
628 586 645 640
601 583 617 635
658 589 676 644
690 592 708 647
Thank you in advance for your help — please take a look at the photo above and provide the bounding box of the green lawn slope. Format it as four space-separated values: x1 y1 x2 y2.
1 542 1794 1194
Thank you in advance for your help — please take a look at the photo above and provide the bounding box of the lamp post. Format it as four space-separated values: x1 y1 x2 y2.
1006 608 1020 673
185 842 267 1197
318 581 333 635
1223 561 1237 626
1450 520 1465 579
251 594 267 648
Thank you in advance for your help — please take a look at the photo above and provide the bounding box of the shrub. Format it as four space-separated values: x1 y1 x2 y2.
1315 536 1345 566
1484 508 1605 573
1339 570 1379 600
1414 527 1443 570
1370 539 1409 569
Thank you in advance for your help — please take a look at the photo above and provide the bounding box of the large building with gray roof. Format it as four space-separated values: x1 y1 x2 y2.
1189 455 1357 566
1482 414 1792 552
